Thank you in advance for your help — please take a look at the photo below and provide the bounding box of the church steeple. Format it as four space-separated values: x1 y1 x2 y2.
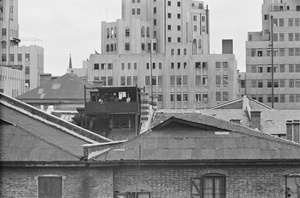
69 54 72 69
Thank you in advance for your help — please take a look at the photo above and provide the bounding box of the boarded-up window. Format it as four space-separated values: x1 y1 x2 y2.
38 177 62 198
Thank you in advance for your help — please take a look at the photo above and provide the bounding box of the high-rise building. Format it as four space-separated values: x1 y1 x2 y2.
84 0 239 109
0 0 44 96
241 0 300 109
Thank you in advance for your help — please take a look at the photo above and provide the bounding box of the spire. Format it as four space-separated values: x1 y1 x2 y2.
69 54 72 69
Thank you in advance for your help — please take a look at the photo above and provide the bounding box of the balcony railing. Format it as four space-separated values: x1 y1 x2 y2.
86 101 139 115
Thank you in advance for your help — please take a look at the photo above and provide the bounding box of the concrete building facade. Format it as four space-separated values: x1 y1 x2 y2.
241 0 300 109
0 64 24 96
0 0 44 96
83 0 239 109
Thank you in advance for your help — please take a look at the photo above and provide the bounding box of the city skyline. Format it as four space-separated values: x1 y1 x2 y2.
19 0 262 76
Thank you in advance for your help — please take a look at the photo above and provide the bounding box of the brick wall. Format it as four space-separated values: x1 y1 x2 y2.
113 165 300 198
1 165 299 198
0 167 113 198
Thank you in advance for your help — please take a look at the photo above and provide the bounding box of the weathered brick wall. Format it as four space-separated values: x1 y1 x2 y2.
113 165 300 198
0 167 113 198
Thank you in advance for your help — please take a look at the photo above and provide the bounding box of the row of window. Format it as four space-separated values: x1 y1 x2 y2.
265 16 300 27
94 76 114 86
94 63 113 70
273 32 300 42
249 48 300 57
34 173 300 198
2 53 30 62
249 64 300 73
249 79 300 88
120 76 138 86
251 94 300 103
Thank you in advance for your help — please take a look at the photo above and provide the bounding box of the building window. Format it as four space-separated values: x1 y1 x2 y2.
258 65 263 73
170 75 175 85
125 28 130 37
9 54 14 62
108 77 113 85
258 80 263 88
171 62 174 69
158 94 163 102
289 33 294 41
25 54 30 61
195 93 201 102
153 7 157 14
125 43 130 51
2 54 6 62
216 92 221 101
145 76 150 85
279 33 284 41
121 76 125 86
101 77 106 85
280 79 285 87
279 48 285 56
94 63 99 70
137 8 140 15
223 92 228 101
133 76 138 85
108 63 113 70
289 79 294 88
158 76 163 86
25 79 30 87
170 93 175 101
132 8 135 15
290 94 295 102
279 18 284 26
183 75 188 85
296 48 300 56
168 25 171 30
2 28 6 36
191 174 226 198
152 76 156 85
159 63 162 69
296 64 300 72
216 75 221 86
288 18 293 26
289 48 294 56
203 76 208 86
177 76 182 85
94 76 99 81
223 76 228 86
177 13 181 19
17 54 22 61
252 80 257 88
296 79 300 88
25 66 30 74
168 37 171 42
177 94 182 101
296 33 300 41
222 62 228 68
168 1 171 6
38 176 62 198
168 13 171 18
216 62 221 69
289 64 294 72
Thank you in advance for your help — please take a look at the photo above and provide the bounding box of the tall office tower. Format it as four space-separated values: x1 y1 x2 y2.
87 0 239 109
241 0 300 109
0 0 44 96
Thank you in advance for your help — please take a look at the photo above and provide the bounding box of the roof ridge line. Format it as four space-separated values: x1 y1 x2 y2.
0 99 109 143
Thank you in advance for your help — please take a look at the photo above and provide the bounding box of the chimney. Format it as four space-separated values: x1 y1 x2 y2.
286 120 293 141
293 120 300 143
230 119 241 124
250 111 261 130
40 73 52 85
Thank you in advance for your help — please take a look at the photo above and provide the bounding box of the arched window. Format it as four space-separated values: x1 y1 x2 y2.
146 27 150 37
192 39 197 54
111 27 114 38
198 39 202 48
191 174 226 198
286 173 300 198
141 26 145 37
107 28 110 38
1 41 6 49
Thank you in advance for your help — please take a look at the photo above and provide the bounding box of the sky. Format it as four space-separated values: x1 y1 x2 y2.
19 0 263 76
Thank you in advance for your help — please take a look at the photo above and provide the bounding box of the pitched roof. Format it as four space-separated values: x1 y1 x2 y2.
17 73 92 101
91 111 300 163
208 95 273 110
0 93 112 162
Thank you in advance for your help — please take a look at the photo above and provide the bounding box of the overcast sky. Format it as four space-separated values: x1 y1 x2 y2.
19 0 263 76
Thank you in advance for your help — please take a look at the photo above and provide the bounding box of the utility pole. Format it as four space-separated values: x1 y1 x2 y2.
271 15 274 108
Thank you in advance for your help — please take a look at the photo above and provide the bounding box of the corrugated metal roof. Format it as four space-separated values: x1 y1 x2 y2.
92 112 300 162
